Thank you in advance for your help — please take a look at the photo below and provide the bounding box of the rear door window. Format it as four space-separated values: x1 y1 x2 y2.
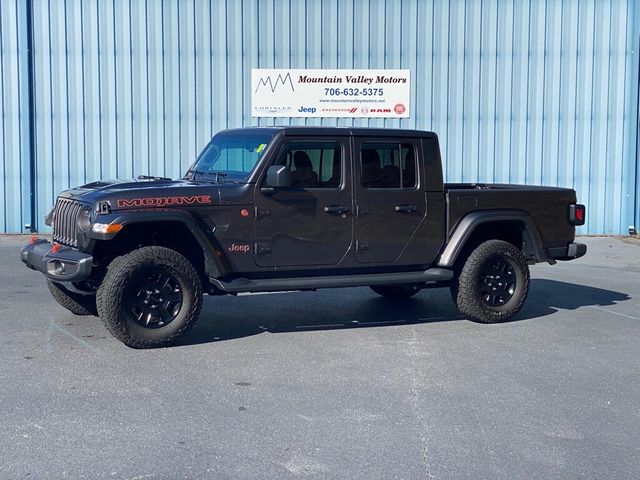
360 143 417 189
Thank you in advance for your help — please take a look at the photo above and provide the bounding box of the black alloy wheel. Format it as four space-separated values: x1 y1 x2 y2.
125 268 184 328
478 256 517 308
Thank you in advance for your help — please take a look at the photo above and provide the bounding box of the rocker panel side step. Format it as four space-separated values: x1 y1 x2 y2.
211 268 453 294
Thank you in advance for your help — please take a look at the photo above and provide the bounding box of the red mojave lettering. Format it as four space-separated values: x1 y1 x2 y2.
117 195 212 208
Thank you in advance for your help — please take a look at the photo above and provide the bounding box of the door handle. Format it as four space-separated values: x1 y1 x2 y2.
323 205 349 215
395 204 417 213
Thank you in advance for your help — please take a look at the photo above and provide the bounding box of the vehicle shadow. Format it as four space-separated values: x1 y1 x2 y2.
517 278 631 320
177 279 631 347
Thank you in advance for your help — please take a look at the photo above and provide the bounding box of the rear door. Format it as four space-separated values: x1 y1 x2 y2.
253 138 353 267
354 138 427 264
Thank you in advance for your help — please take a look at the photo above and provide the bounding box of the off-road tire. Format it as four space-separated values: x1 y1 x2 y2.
47 280 97 316
370 284 421 299
451 240 529 323
96 246 203 348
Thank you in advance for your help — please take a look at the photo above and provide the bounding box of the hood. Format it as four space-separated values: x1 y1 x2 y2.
58 178 254 210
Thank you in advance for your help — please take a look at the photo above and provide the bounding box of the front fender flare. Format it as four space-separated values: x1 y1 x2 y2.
87 209 229 277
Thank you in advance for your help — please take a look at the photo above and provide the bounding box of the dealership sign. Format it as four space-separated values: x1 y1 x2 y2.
251 69 410 118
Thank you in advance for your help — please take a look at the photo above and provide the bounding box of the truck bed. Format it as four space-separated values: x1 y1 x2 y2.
445 183 578 249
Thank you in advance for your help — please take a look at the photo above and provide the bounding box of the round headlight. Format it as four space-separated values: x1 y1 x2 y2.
78 208 92 232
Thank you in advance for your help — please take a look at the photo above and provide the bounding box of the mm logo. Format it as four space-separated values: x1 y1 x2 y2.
117 195 212 208
255 73 295 93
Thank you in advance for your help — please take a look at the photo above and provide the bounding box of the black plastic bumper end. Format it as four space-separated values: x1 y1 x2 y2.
20 239 93 282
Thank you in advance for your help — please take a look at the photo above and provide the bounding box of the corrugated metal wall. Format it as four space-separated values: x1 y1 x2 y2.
0 0 31 233
1 0 639 234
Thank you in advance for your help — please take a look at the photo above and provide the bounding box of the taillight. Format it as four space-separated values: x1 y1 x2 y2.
569 204 586 226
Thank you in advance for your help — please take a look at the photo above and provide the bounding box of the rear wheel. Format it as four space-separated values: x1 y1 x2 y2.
451 240 529 323
47 280 97 316
96 246 203 348
370 284 421 299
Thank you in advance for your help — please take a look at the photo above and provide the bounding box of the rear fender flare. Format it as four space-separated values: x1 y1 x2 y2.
437 210 549 267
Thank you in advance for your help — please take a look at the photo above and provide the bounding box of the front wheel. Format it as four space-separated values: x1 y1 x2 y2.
451 240 530 324
96 246 203 348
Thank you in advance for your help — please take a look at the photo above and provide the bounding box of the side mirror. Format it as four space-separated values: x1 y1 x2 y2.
265 165 291 188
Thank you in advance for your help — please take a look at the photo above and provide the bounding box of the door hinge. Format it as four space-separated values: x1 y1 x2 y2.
255 207 271 220
255 243 272 255
356 205 370 217
356 240 370 252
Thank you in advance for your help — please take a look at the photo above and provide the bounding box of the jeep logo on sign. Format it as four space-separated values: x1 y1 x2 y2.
298 106 317 114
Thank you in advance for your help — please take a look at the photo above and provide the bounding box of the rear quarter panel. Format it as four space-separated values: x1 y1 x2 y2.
446 185 578 248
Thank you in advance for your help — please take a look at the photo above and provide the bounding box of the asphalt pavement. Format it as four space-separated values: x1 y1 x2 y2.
1 235 639 479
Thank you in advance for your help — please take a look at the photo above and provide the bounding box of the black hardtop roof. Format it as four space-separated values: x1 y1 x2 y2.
218 126 437 139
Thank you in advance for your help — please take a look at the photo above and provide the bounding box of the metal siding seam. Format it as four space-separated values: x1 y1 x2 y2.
461 0 466 182
604 0 612 231
492 0 499 183
540 0 547 186
477 0 483 182
79 0 86 184
240 0 248 126
209 0 213 133
508 0 515 184
588 0 596 233
47 0 55 208
63 0 70 188
19 0 29 230
177 0 182 173
145 0 151 175
128 0 134 177
225 0 229 129
556 0 564 187
571 0 579 199
193 0 197 151
634 0 640 232
0 0 6 231
445 1 451 181
524 0 531 185
615 0 627 233
610 0 626 233
429 0 434 130
111 0 119 179
161 0 166 176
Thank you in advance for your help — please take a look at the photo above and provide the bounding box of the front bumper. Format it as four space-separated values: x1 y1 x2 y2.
20 238 93 282
548 242 587 261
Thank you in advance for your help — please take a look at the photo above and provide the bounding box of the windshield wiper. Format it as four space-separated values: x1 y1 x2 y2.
184 169 206 181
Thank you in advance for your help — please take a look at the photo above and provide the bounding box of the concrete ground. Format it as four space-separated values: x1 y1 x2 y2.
1 235 638 479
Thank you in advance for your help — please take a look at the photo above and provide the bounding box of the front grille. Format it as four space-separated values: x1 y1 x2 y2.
52 198 84 247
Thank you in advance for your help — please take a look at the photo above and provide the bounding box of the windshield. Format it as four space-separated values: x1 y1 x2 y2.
186 132 273 182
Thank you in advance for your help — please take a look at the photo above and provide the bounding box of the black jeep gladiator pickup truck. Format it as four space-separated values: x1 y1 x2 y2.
21 127 586 348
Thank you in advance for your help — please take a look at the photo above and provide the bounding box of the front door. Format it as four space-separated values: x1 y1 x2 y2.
354 138 427 264
253 138 352 268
